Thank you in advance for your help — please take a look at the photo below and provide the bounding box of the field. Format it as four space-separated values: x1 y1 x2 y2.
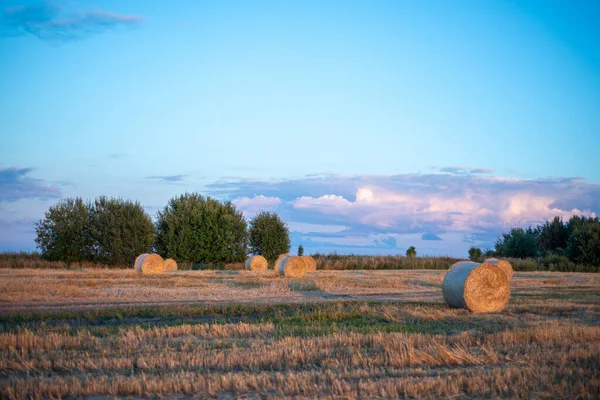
1 268 599 399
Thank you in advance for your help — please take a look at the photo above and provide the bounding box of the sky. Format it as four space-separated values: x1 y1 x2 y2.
1 0 599 257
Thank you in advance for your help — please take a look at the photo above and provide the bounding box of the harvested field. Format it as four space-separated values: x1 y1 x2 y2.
0 268 599 399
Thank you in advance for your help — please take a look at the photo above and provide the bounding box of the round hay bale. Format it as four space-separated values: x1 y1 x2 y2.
134 253 148 270
484 258 513 281
164 258 178 271
277 256 307 277
245 255 268 271
134 253 164 275
442 261 509 313
274 253 290 271
301 256 317 272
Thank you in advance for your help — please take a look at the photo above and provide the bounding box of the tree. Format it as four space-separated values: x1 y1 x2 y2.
91 196 155 265
248 211 290 262
155 193 247 264
537 216 569 252
35 198 95 266
298 244 304 256
495 227 538 259
468 247 482 262
406 246 416 257
566 220 600 266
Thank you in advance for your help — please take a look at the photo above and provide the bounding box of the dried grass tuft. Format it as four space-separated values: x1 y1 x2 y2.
245 255 268 271
277 256 307 278
443 261 509 313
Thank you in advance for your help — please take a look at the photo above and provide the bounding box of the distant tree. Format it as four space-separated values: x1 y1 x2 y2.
495 227 538 259
298 244 304 256
537 216 570 252
566 219 600 266
35 198 95 266
468 247 482 262
91 196 155 265
406 246 417 257
248 211 290 262
155 193 247 264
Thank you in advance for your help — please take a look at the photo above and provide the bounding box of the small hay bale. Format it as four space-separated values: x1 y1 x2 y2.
484 258 513 281
301 256 317 272
164 258 178 271
245 255 268 271
442 261 509 313
274 253 290 271
277 256 307 277
134 253 164 275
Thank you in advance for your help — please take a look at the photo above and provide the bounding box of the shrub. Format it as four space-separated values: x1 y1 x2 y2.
155 193 247 264
495 228 538 259
298 244 304 256
406 246 416 258
468 247 482 262
248 212 290 262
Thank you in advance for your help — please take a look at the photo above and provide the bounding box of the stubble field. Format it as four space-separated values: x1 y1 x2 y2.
0 268 599 399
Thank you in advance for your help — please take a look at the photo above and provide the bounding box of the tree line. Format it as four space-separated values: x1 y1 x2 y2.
469 215 600 267
35 194 291 266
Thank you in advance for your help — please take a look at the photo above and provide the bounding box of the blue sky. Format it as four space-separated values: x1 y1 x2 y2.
1 0 599 256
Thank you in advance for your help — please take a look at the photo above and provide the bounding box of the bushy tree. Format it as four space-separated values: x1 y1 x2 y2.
566 220 600 266
35 198 95 266
406 246 416 257
495 227 538 259
248 211 290 262
298 244 304 256
537 216 569 252
468 247 482 261
155 193 247 264
92 196 155 265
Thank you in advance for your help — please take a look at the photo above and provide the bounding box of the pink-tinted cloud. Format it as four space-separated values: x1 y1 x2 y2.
232 195 282 217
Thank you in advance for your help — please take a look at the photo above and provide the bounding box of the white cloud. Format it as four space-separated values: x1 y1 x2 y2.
232 195 282 217
288 222 348 234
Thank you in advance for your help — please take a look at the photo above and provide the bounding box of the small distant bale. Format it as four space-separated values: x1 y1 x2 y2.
245 255 268 271
164 258 178 271
277 256 307 277
274 253 290 271
442 261 510 313
301 256 317 272
134 253 165 275
484 258 513 281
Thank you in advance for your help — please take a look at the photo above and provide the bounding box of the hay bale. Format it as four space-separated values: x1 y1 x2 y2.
164 258 178 271
134 253 148 270
134 253 164 275
442 261 509 313
274 253 290 271
277 256 307 277
245 255 268 271
484 258 513 281
301 255 317 272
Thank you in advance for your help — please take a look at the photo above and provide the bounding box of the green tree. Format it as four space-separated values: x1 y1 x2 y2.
566 219 600 266
248 211 290 262
406 246 416 257
537 216 570 252
468 247 482 262
91 196 155 265
495 227 538 258
155 193 247 264
35 198 95 266
298 244 304 256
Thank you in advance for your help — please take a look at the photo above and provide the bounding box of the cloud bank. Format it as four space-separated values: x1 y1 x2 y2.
209 172 599 255
1 1 141 42
0 167 61 202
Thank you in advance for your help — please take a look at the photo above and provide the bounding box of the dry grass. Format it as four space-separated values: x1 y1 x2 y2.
0 268 599 399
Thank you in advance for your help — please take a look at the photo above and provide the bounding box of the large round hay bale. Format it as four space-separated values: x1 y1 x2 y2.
442 261 509 313
134 253 148 270
301 255 317 272
274 253 290 271
134 253 164 275
484 258 513 281
277 256 307 277
245 255 268 271
164 258 178 271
